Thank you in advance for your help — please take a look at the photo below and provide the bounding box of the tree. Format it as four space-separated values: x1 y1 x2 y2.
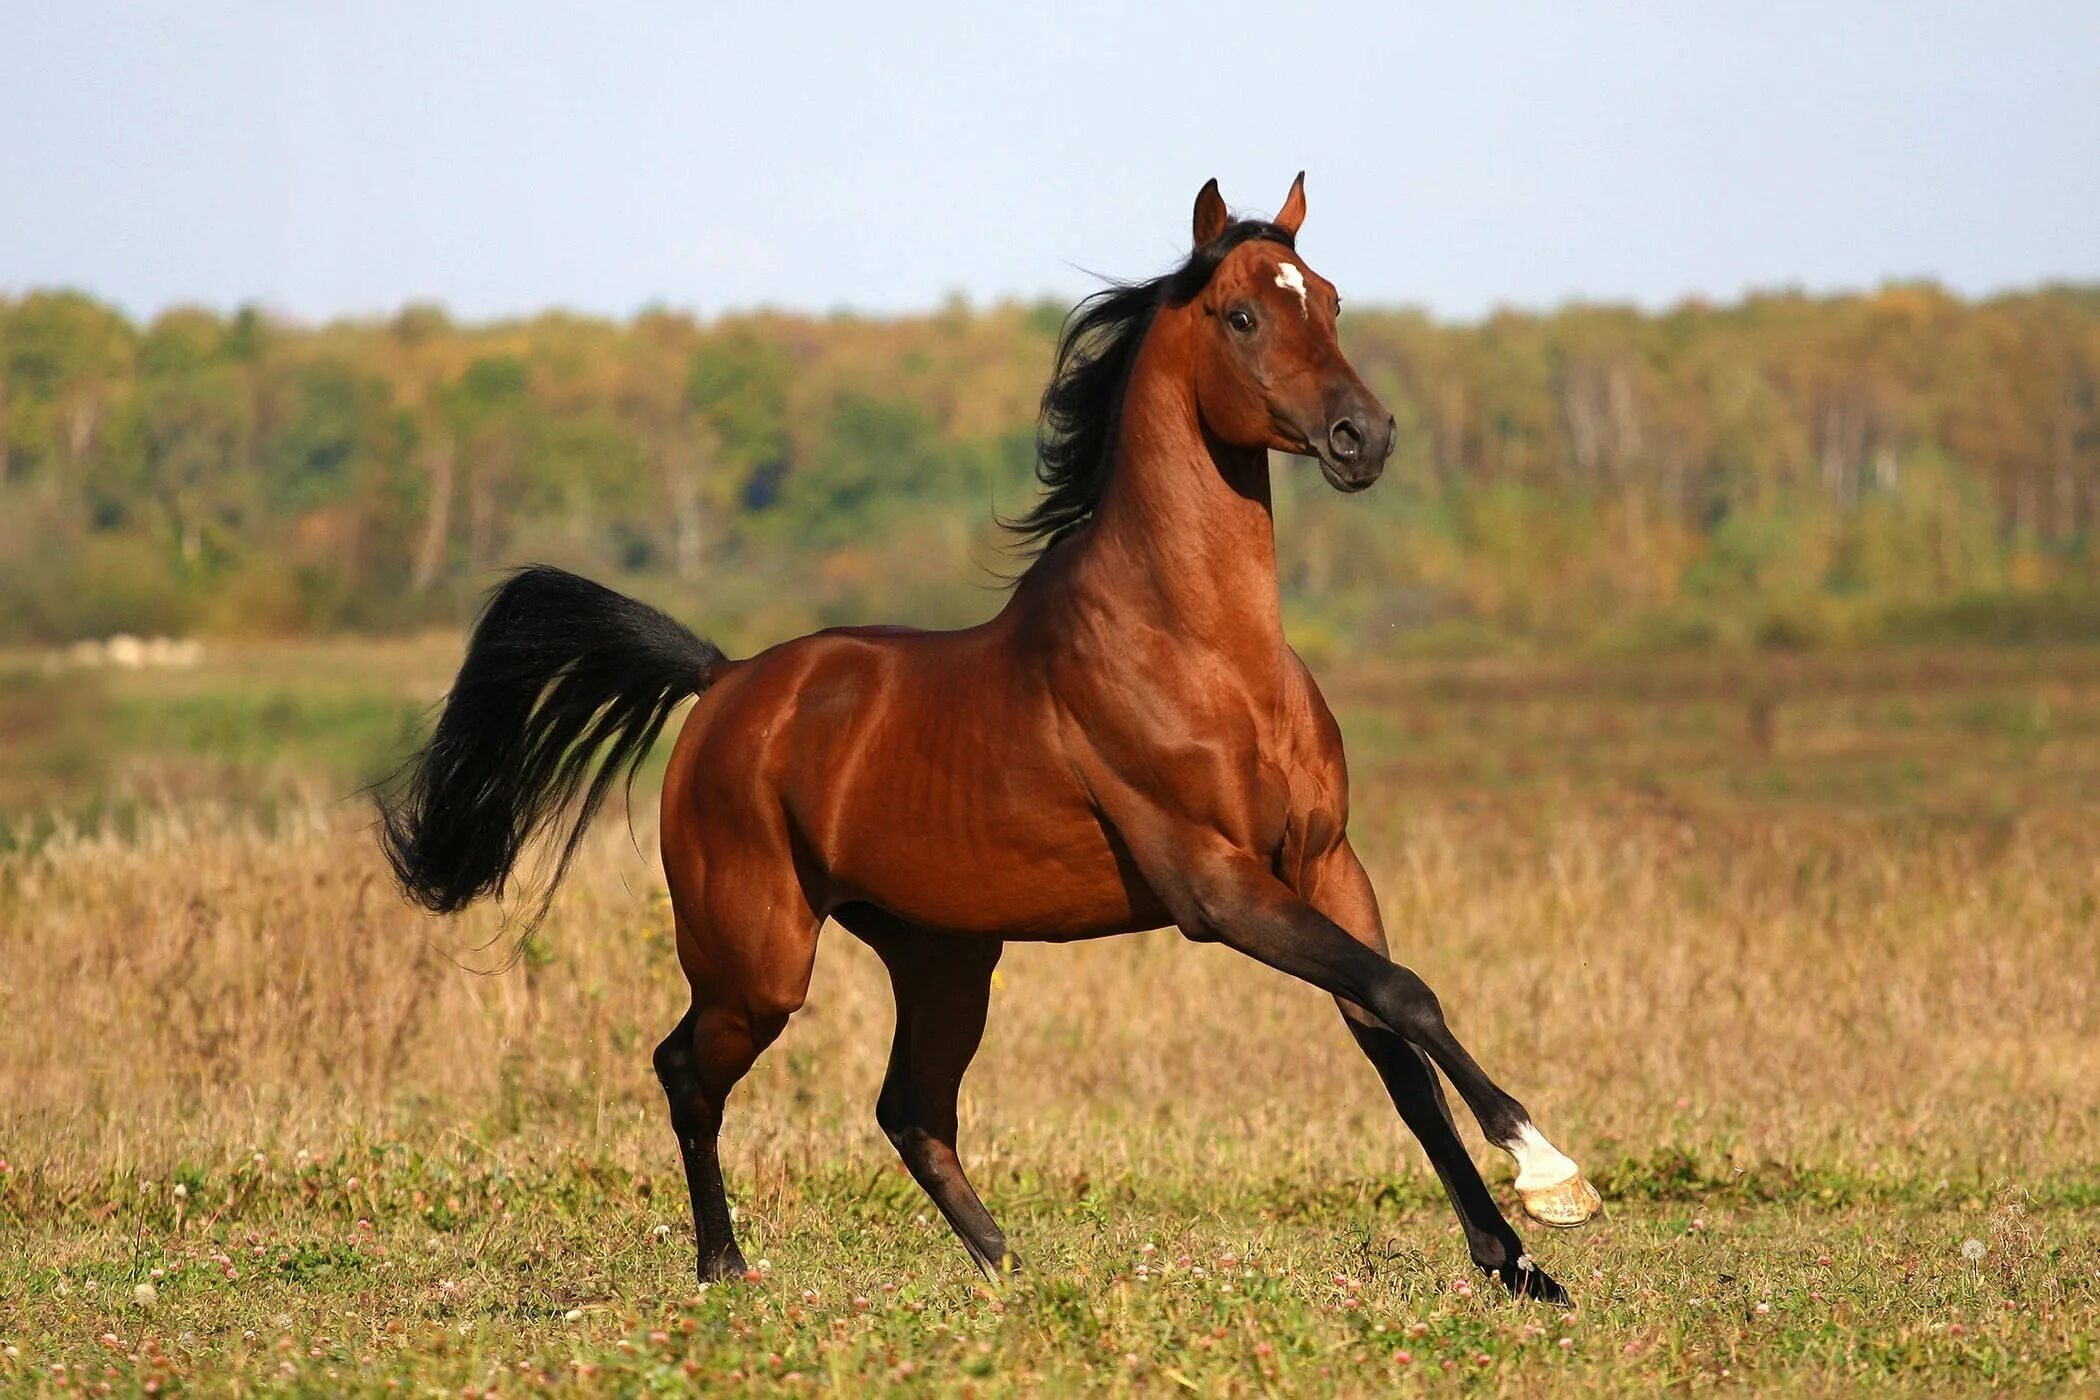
688 328 791 509
135 309 253 564
0 291 136 502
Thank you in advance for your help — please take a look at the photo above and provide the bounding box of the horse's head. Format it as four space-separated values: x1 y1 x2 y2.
1182 174 1395 493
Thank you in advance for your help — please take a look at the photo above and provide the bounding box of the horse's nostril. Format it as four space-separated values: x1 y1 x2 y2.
1329 418 1363 461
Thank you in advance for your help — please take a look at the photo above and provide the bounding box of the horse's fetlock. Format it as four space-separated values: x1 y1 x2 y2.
1469 1229 1521 1274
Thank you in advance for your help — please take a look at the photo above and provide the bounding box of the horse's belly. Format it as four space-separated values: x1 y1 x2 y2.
803 720 1159 938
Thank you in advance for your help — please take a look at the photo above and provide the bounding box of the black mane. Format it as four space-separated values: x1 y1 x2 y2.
1002 219 1296 562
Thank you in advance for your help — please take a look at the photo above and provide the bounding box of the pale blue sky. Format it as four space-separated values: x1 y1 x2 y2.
4 2 2096 323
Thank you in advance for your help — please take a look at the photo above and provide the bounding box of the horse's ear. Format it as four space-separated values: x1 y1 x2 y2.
1275 171 1307 237
1192 178 1229 247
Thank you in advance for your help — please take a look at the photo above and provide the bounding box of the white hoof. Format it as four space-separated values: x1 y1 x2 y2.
1507 1123 1601 1228
1519 1173 1603 1229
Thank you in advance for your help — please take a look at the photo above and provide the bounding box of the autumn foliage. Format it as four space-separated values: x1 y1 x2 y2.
3 283 2097 652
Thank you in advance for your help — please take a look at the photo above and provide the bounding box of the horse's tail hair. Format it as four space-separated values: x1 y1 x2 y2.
375 565 725 923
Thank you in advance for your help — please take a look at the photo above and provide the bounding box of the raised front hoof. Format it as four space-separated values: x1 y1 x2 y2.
1485 1258 1570 1307
1519 1174 1602 1230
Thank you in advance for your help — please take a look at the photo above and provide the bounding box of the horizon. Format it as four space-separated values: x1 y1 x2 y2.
16 273 2098 337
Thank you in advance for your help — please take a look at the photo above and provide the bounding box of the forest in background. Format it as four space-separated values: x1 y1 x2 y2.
4 281 2099 659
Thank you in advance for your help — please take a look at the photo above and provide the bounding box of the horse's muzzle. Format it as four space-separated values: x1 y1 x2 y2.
1315 407 1395 492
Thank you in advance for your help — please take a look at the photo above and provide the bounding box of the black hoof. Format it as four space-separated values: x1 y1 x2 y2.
698 1248 750 1284
1484 1258 1570 1306
974 1246 1024 1283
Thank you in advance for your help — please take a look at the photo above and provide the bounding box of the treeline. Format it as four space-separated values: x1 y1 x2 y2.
3 282 2098 655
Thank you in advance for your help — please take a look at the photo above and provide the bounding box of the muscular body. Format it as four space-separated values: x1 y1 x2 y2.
386 177 1598 1306
654 274 1593 1301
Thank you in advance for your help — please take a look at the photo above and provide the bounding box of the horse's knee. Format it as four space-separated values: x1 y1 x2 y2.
1368 965 1446 1044
744 979 808 1022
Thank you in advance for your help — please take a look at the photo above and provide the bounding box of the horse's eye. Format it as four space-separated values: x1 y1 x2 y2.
1227 308 1256 334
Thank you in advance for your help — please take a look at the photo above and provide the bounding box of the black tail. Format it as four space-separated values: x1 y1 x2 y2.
376 565 725 921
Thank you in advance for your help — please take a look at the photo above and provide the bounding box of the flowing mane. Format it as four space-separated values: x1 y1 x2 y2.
1003 219 1297 560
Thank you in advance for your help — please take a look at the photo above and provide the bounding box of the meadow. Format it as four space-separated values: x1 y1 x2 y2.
2 637 2098 1395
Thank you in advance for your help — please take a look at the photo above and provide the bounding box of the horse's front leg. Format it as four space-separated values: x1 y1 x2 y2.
1305 841 1572 1301
1166 849 1602 1234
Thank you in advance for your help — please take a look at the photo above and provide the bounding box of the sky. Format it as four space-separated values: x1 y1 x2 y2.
3 1 2096 325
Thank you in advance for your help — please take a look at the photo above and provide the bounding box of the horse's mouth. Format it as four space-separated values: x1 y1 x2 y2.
1315 449 1382 493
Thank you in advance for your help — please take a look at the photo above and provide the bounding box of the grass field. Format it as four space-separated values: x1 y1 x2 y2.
3 638 2098 1394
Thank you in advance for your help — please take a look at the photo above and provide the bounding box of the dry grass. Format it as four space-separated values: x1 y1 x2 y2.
5 804 2097 1188
4 792 2098 1393
4 640 2100 1392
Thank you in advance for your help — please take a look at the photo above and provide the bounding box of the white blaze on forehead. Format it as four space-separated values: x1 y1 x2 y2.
1273 260 1308 315
1506 1123 1580 1192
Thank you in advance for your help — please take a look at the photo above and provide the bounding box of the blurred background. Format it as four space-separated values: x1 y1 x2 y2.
2 2 2097 820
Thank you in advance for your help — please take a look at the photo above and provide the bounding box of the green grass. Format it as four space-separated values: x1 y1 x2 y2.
5 1149 2094 1396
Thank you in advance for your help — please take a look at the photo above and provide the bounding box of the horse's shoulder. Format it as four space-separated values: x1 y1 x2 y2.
1275 647 1351 850
1282 647 1347 767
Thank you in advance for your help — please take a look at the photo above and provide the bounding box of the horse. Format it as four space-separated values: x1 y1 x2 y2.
377 174 1601 1305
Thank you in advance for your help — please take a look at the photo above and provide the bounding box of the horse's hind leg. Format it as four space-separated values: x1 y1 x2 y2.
653 993 780 1281
845 911 1016 1279
654 903 815 1283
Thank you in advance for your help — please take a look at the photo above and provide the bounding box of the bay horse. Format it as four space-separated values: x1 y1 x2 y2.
378 174 1600 1304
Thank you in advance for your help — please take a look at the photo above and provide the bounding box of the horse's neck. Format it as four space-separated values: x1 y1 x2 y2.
1082 326 1286 654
